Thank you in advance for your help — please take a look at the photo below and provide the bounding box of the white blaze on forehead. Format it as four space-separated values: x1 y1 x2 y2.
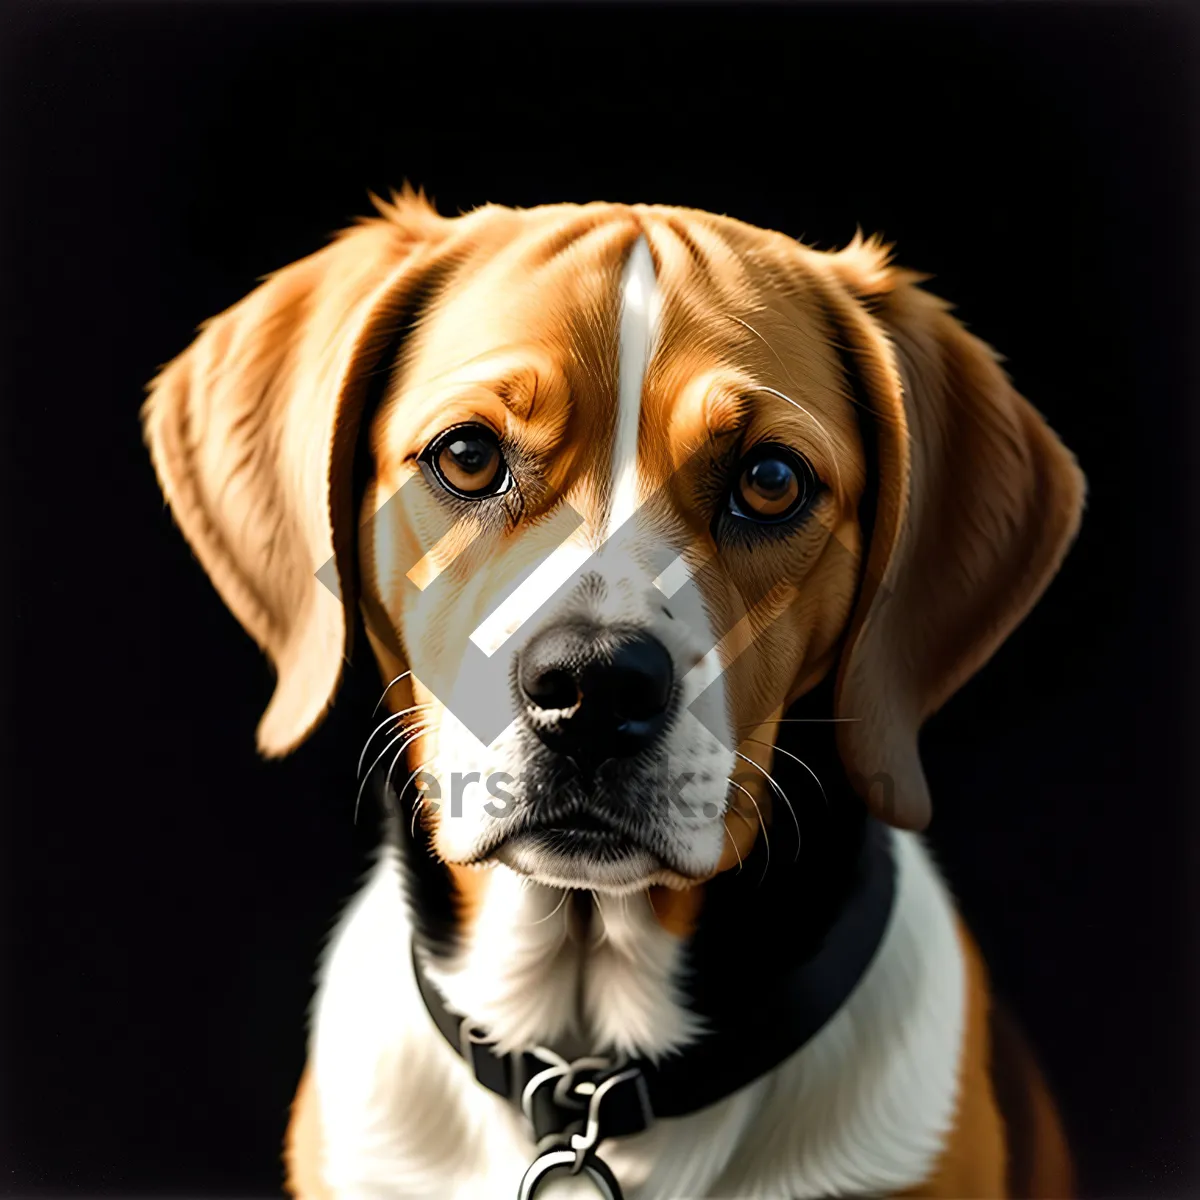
468 235 661 658
606 234 661 543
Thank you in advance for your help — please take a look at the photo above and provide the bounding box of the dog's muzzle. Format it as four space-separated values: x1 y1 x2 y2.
518 622 674 768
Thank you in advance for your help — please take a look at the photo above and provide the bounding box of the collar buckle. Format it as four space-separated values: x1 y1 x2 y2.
566 1065 650 1170
518 1048 653 1148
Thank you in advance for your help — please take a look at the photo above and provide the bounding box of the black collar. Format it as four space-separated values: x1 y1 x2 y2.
410 816 896 1194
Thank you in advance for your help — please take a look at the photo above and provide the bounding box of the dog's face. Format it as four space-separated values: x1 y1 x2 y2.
359 210 867 892
144 195 1084 901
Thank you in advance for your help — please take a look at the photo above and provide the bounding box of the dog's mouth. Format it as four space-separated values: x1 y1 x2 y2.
505 812 646 861
472 809 692 893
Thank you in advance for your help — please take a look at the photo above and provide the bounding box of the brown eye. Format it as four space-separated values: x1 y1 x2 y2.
730 445 816 523
423 425 511 499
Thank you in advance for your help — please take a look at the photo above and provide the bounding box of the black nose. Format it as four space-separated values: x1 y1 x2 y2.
518 624 674 765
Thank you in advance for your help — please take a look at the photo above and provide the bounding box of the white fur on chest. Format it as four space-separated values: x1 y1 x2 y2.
420 871 704 1062
307 831 965 1199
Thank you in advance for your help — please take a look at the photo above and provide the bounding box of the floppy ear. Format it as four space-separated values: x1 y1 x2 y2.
142 193 449 756
818 242 1086 829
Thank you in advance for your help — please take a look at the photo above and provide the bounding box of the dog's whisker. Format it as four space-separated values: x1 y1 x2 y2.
736 752 801 866
357 703 435 779
528 889 571 927
723 825 745 874
355 721 434 825
386 722 440 802
742 737 828 812
371 670 414 719
400 757 437 838
750 756 804 862
728 778 770 884
363 697 434 738
382 723 435 788
410 796 430 840
397 756 435 801
738 717 861 727
408 769 443 840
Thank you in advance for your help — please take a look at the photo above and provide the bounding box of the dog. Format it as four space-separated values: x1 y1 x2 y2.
143 194 1084 1199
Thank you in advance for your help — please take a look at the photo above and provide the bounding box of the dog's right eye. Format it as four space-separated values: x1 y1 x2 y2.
422 424 512 499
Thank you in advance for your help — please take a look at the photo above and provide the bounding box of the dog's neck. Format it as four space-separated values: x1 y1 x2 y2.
416 869 708 1061
386 683 870 1063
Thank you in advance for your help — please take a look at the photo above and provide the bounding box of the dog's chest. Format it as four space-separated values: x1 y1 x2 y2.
309 832 965 1199
408 1077 765 1200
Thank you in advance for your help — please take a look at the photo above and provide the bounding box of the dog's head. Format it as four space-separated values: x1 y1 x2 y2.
144 195 1084 898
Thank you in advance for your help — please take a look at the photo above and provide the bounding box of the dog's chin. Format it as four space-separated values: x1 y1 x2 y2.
492 832 694 895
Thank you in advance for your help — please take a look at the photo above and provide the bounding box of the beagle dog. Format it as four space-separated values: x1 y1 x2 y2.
143 195 1084 1199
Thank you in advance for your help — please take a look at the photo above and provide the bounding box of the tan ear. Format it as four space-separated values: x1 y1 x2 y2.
142 192 449 756
818 245 1086 829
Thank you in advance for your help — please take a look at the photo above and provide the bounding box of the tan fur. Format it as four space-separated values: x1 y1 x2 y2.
142 192 456 757
900 922 1073 1198
285 1065 333 1200
901 922 1010 1198
144 197 1083 1197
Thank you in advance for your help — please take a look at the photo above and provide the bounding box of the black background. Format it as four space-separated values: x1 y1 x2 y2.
1 2 1198 1196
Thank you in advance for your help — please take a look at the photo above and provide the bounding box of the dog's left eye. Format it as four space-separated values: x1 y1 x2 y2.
728 444 817 524
422 424 512 499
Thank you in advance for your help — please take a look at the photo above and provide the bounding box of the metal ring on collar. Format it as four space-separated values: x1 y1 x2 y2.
517 1147 623 1200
